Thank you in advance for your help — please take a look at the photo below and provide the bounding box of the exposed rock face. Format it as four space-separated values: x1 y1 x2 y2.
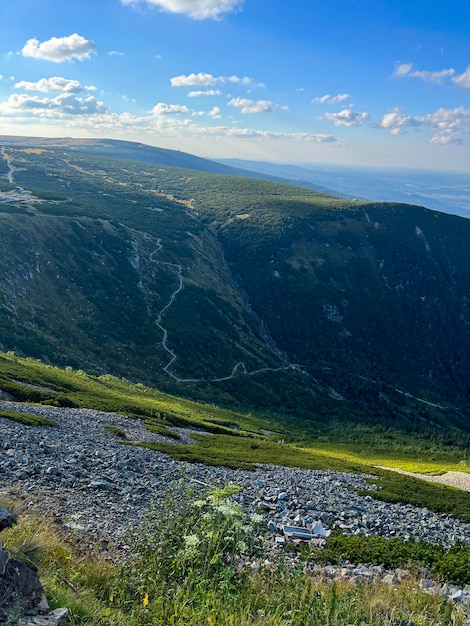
0 538 50 622
0 522 69 626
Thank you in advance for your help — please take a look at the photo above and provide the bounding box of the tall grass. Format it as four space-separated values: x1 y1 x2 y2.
1 490 468 626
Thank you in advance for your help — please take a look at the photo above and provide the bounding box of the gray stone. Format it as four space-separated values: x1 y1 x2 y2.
48 608 69 624
450 589 466 602
0 548 9 575
89 480 112 491
382 573 397 585
0 506 15 530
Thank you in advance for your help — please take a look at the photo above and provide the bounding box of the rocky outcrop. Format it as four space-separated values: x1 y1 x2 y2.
0 528 68 626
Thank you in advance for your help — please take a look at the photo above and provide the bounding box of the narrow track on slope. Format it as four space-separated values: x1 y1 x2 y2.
1 148 15 183
150 240 299 383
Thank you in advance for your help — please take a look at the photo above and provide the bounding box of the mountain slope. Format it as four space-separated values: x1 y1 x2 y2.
218 158 470 218
0 142 469 431
0 135 342 196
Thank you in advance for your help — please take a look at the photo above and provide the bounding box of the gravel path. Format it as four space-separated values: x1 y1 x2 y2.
376 466 470 492
1 401 469 551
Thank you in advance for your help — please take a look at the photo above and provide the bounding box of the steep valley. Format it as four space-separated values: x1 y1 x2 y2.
0 139 469 434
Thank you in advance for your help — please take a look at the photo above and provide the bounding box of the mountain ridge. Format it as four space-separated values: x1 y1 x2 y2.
0 135 342 197
1 138 469 433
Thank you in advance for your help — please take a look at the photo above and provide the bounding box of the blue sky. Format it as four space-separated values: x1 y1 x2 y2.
0 0 469 170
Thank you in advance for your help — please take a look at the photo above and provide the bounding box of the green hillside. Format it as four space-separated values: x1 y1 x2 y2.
0 142 469 435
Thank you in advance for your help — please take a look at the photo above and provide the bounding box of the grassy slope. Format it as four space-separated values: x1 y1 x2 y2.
3 501 468 626
1 352 470 522
1 146 469 434
1 148 469 479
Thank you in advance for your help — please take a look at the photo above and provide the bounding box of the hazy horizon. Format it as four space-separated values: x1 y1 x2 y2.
1 1 469 171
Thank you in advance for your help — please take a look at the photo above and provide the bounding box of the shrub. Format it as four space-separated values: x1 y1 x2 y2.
112 484 265 617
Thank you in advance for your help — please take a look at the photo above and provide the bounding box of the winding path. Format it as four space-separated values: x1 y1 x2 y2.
149 239 298 383
1 148 15 183
2 150 299 386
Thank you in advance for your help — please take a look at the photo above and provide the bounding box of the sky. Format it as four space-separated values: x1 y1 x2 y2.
0 0 469 170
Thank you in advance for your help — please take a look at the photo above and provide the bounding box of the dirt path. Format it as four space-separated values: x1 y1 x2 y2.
375 466 470 492
150 239 297 383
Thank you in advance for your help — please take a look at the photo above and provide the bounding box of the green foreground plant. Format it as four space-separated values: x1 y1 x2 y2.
1 489 468 626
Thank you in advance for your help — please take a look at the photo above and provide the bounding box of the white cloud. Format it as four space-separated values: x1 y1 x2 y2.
393 62 455 84
227 75 260 86
0 93 107 116
315 93 351 104
188 89 222 97
14 77 96 94
325 108 369 127
424 107 470 144
208 106 221 118
21 34 97 63
108 50 125 57
0 93 340 162
393 63 413 77
171 72 260 87
171 72 218 87
452 67 470 88
380 110 416 135
228 97 273 113
380 106 470 144
396 63 470 88
120 0 244 20
151 102 190 115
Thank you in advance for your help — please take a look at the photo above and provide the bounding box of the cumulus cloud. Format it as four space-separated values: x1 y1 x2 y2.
380 106 470 144
325 108 369 127
218 129 337 142
380 109 417 135
208 106 221 118
314 93 351 104
14 77 96 94
0 90 339 153
424 107 470 144
452 67 470 88
0 93 107 116
151 102 190 115
188 89 222 97
228 97 273 113
171 72 260 87
120 0 244 20
21 34 97 63
171 72 218 87
393 62 455 84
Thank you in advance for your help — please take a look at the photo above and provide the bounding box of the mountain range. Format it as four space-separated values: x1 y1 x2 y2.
1 136 469 433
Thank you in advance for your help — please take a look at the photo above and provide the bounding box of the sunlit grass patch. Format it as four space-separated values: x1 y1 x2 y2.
0 408 56 427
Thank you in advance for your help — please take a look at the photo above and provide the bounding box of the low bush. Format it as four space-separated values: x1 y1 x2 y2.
0 409 56 427
309 531 470 586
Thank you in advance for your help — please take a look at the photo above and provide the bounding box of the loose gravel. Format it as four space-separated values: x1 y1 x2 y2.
1 400 469 551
